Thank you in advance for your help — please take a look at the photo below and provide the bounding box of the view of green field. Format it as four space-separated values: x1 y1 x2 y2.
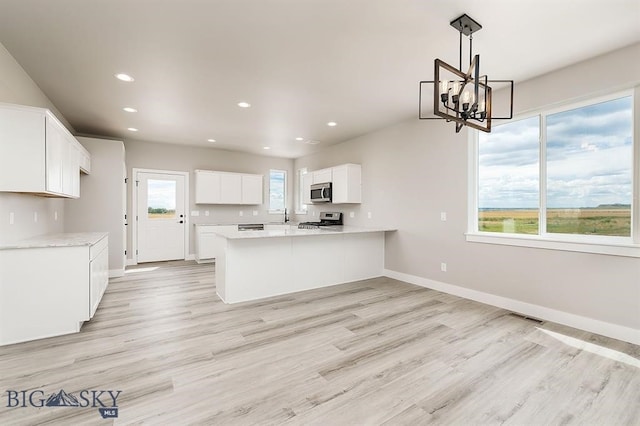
147 207 176 219
478 206 631 236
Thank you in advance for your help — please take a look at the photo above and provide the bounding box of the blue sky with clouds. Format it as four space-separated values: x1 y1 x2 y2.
147 179 177 210
478 96 632 209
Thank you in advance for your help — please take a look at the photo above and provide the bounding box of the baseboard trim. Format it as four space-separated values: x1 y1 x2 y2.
383 269 640 345
185 254 195 261
109 268 124 278
126 259 137 266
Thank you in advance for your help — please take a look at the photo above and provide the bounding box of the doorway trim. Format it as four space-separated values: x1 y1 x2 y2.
131 168 190 265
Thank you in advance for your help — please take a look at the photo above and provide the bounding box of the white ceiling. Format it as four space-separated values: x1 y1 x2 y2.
0 0 638 158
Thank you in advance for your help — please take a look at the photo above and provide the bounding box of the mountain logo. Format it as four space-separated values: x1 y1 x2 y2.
45 390 80 407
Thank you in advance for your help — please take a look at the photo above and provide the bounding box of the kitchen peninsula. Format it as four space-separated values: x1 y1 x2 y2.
213 225 394 303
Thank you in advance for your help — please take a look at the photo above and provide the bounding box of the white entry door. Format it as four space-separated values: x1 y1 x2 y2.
136 171 186 263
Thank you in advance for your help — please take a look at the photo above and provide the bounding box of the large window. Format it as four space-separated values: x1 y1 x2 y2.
470 91 638 256
269 169 287 213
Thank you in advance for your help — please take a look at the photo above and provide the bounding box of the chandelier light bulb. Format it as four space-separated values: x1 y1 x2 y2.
452 81 460 95
440 80 449 93
462 91 470 104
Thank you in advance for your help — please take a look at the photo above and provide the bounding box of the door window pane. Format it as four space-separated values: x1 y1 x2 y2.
546 96 632 236
478 116 540 234
147 179 177 219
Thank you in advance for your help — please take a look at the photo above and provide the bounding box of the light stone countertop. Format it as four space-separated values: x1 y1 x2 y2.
210 225 395 240
0 232 108 250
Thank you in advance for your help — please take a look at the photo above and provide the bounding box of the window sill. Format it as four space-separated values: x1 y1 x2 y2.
465 232 640 258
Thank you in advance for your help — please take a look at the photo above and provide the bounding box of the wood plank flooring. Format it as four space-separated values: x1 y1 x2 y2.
0 260 638 425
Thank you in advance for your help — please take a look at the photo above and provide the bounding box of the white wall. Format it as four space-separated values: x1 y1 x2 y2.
123 139 295 261
294 43 640 340
0 42 68 244
65 137 127 276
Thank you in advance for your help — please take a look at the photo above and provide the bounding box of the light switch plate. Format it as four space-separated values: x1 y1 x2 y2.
440 212 447 221
54 211 58 221
440 262 447 272
9 212 14 225
367 212 372 219
34 212 38 223
191 210 200 217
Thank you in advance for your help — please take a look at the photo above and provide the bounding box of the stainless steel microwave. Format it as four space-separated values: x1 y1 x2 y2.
310 182 332 203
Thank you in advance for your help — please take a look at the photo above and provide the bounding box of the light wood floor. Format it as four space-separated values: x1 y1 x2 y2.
0 261 638 425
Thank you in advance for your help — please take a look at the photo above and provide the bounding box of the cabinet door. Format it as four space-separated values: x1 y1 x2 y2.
0 107 46 192
313 168 332 184
241 174 263 204
89 245 109 319
220 173 242 204
195 170 221 204
196 228 218 260
331 164 361 204
302 172 313 205
45 118 64 194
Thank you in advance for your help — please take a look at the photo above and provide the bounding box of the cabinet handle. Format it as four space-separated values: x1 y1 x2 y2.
179 220 184 224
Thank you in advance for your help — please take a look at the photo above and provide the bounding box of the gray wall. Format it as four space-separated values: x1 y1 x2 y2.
0 42 67 243
65 137 127 275
123 139 294 261
294 43 640 332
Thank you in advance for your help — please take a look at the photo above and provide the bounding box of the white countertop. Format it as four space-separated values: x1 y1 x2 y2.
0 232 108 249
211 225 395 240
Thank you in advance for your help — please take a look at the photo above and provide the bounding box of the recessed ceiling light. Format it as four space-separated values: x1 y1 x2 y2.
327 121 337 127
115 73 135 82
127 127 139 132
263 146 271 150
237 102 251 108
295 137 304 141
207 139 216 143
123 107 137 113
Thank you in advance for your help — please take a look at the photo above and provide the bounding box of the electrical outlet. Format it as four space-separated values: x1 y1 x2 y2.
9 212 14 225
204 210 210 217
191 210 200 217
253 210 258 216
440 212 447 221
34 212 38 223
440 262 447 272
239 211 244 217
54 211 58 221
349 211 355 218
367 212 372 219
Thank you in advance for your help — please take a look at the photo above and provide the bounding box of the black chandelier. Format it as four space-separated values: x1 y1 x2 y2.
419 14 513 133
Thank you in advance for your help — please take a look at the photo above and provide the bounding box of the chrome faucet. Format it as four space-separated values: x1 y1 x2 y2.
284 208 290 223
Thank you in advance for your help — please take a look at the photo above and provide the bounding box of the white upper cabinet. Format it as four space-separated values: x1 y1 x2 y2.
302 163 362 205
195 170 221 204
313 167 332 184
0 103 86 198
195 169 263 205
241 174 263 205
331 163 361 204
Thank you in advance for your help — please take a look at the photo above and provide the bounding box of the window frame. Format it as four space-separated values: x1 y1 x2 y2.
467 88 640 258
296 167 308 215
268 169 287 214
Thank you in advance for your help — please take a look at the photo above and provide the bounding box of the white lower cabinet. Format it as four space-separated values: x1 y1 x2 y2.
0 233 109 346
89 236 109 318
195 225 236 263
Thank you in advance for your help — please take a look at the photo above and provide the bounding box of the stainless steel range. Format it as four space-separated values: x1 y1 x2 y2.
298 212 343 229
